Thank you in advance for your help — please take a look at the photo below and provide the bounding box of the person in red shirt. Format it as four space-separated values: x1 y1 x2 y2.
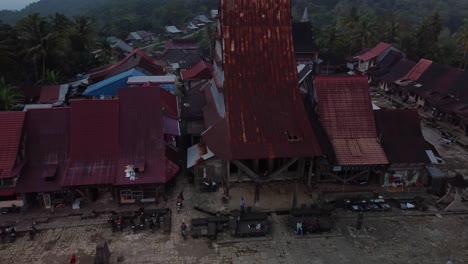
69 254 76 264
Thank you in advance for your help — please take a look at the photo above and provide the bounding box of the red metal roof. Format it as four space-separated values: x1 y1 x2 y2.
38 85 60 103
160 89 179 119
314 76 388 165
88 49 166 83
202 0 322 160
0 112 25 178
180 60 213 81
357 42 391 61
0 187 16 196
374 109 438 164
115 87 178 185
63 100 119 186
401 59 432 82
16 108 70 193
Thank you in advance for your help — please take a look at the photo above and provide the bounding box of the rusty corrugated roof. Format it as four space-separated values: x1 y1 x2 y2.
357 42 391 61
202 0 321 160
314 76 388 166
16 108 70 193
0 112 25 178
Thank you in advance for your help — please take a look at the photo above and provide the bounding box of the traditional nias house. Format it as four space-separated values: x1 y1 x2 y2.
16 108 70 209
312 76 388 185
394 58 432 103
374 109 441 191
115 87 179 204
62 100 119 205
180 60 213 90
190 0 322 198
355 42 402 73
88 49 166 84
0 112 26 208
367 51 416 94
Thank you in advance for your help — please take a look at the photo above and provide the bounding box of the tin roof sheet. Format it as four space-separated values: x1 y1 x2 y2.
202 0 321 160
115 87 179 185
63 100 119 186
314 76 388 165
357 42 391 61
0 112 25 178
16 108 70 193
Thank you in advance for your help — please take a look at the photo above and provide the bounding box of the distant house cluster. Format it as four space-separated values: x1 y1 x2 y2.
0 49 181 209
356 42 468 136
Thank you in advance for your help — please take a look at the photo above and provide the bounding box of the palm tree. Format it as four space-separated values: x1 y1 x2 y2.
352 16 377 49
16 14 58 82
0 79 23 111
98 38 114 64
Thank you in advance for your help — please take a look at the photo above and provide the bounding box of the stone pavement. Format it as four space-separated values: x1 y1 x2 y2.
1 175 468 264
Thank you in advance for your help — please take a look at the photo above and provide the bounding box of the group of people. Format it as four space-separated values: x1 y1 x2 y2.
296 218 321 235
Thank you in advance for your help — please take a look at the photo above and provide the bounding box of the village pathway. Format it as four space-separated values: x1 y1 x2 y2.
1 176 468 264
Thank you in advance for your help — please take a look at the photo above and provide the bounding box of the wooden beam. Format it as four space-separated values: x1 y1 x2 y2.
231 160 261 181
268 158 299 179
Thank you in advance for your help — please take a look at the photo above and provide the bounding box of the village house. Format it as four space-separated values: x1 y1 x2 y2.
189 0 322 201
367 50 416 94
16 108 70 209
180 60 213 90
355 42 403 74
394 58 433 104
0 112 26 209
88 49 166 84
157 39 202 71
126 31 155 46
310 76 388 188
374 109 441 191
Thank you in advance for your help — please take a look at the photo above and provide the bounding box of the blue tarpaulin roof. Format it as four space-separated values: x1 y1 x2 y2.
84 68 146 96
160 84 175 93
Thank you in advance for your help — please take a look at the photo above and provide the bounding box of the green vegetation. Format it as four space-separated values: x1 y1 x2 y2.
0 78 23 111
296 0 468 67
0 14 99 85
0 0 467 93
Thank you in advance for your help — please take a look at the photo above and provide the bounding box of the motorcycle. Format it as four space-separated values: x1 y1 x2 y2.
6 226 16 243
181 223 187 240
177 201 182 214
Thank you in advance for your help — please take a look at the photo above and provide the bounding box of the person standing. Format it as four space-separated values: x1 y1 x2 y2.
240 197 246 213
296 221 303 235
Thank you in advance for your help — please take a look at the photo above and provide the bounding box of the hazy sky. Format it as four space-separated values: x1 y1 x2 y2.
0 0 39 11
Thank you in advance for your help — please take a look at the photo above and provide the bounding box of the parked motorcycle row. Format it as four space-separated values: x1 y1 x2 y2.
108 209 171 234
0 222 38 243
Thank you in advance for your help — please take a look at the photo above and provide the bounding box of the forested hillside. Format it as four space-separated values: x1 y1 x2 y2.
0 0 111 24
0 0 467 87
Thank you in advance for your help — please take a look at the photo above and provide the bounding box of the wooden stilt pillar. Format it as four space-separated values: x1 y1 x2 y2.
225 160 230 197
297 158 306 181
268 159 274 173
307 158 314 186
253 159 259 173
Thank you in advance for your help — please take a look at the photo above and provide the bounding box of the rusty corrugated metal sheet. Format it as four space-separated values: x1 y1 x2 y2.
314 76 388 166
357 42 391 61
0 112 25 178
62 100 119 186
115 87 178 186
16 108 70 193
402 58 432 82
202 0 322 160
